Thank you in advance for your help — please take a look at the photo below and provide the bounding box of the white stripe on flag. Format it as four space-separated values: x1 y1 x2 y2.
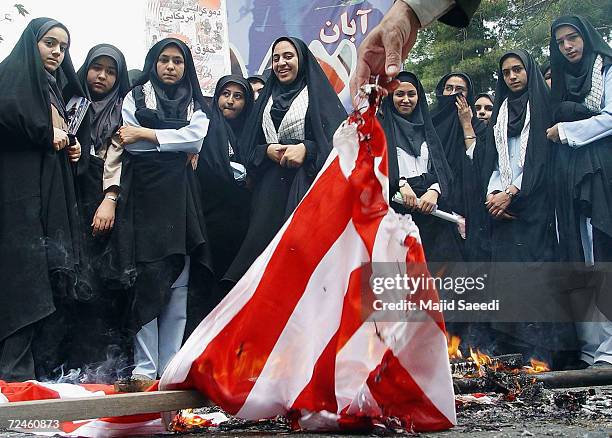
334 320 388 412
390 321 456 425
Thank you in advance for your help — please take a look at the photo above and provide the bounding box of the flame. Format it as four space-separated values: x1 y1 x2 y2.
523 358 550 374
447 334 463 359
170 409 214 433
469 347 494 370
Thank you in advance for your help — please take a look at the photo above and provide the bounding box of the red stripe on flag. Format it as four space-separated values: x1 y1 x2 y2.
0 381 60 402
366 350 454 432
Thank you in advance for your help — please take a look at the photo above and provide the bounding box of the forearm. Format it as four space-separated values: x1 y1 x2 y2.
462 122 476 150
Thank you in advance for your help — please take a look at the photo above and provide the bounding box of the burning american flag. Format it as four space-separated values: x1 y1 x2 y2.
0 88 455 436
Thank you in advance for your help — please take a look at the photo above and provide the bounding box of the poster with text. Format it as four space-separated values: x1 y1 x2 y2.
226 0 393 108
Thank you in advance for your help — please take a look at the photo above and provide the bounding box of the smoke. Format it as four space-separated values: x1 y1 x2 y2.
46 345 131 385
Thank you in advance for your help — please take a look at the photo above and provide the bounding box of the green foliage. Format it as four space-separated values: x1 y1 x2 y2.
405 0 612 95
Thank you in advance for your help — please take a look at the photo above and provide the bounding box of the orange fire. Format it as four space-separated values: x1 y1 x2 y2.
523 358 550 374
170 409 214 433
447 334 463 359
469 347 493 369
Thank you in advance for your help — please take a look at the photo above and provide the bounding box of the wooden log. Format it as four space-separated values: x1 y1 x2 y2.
453 368 612 394
535 368 612 389
451 353 524 375
0 390 211 428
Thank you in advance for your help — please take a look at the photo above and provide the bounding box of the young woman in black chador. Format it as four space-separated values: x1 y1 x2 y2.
0 17 85 380
223 37 346 287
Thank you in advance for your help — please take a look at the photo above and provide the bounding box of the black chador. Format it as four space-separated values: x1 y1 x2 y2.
197 75 254 280
186 75 254 337
0 18 85 381
479 50 557 263
481 50 575 366
431 73 488 261
379 71 460 263
550 16 612 263
105 38 213 337
222 37 346 286
66 44 131 370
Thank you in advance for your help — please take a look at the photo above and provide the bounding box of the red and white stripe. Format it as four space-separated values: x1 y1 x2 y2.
0 381 166 437
160 105 455 432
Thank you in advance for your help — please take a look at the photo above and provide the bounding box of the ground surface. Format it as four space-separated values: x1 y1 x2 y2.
1 386 611 437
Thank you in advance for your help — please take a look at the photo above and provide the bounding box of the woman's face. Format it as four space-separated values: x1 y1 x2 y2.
501 56 528 93
272 40 299 85
218 82 246 120
38 26 69 73
555 25 584 64
474 96 493 123
392 81 418 116
544 68 552 89
87 55 118 97
156 45 185 85
443 76 468 97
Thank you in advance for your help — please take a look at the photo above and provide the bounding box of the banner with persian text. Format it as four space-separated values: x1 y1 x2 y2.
226 0 393 106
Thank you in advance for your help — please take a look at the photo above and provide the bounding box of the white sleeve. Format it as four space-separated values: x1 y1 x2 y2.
396 0 455 27
558 66 612 148
465 140 476 160
428 182 442 195
155 109 209 154
487 170 503 194
120 92 158 153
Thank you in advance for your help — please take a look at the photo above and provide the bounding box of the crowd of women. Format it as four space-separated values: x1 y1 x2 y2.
0 14 610 384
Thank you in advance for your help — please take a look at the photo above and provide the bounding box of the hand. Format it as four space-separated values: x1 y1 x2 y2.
92 197 117 236
456 215 466 239
485 191 511 219
399 183 418 210
118 126 143 146
187 153 199 170
266 144 286 163
279 143 307 168
546 124 561 143
349 0 420 103
53 128 69 151
417 189 439 215
456 95 474 128
67 139 81 162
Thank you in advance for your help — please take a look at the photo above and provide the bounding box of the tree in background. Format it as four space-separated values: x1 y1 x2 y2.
405 0 612 95
0 3 29 43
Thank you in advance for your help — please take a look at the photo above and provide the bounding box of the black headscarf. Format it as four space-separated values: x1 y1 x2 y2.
77 44 130 153
247 74 266 85
480 49 553 213
540 61 551 78
499 52 531 138
430 72 486 215
199 75 254 186
219 75 255 139
382 72 425 158
379 71 452 198
475 92 494 105
239 36 346 174
431 72 488 155
0 17 83 145
268 39 307 129
550 16 612 106
131 38 209 129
